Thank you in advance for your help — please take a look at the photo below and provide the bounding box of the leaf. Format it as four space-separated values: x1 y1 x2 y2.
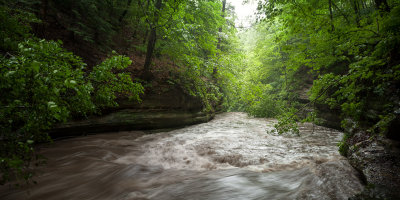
31 61 40 72
47 101 57 109
5 71 16 77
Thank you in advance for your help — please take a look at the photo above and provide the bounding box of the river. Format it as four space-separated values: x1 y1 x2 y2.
0 112 364 199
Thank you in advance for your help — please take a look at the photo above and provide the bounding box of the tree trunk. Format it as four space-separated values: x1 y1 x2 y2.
143 0 162 80
214 0 226 77
119 0 133 23
216 0 226 51
328 0 335 32
143 28 157 80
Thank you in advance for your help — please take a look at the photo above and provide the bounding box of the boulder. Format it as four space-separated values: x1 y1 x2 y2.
347 132 400 199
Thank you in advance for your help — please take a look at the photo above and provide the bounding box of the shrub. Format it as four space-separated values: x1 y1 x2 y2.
0 39 143 185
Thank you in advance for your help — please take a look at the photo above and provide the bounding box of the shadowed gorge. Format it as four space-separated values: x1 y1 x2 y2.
1 0 400 199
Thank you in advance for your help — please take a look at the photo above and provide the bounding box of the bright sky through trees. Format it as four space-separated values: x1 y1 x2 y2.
227 0 257 28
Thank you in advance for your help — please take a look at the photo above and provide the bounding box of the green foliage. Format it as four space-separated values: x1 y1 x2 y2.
147 0 229 112
217 13 304 129
172 59 223 112
157 0 225 61
273 108 300 135
247 89 285 118
47 0 129 45
89 55 144 109
0 39 143 185
117 0 236 112
312 47 400 134
0 3 39 52
244 0 400 138
338 133 349 156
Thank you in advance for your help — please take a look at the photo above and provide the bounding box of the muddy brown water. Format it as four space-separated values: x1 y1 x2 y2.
0 112 363 200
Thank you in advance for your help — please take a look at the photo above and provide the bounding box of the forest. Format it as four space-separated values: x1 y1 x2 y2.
1 0 400 199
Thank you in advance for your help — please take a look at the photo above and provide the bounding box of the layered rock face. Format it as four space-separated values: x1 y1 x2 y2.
50 87 214 138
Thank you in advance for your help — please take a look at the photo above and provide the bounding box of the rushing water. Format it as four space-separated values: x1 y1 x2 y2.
0 112 364 200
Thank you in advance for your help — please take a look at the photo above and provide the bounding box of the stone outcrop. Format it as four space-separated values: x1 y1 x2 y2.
314 103 342 130
295 84 342 130
297 85 400 199
50 86 214 138
346 131 400 199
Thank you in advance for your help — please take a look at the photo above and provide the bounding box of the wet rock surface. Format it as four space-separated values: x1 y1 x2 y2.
347 132 400 199
50 110 213 138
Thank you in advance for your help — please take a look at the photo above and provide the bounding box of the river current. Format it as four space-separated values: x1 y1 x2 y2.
1 112 364 199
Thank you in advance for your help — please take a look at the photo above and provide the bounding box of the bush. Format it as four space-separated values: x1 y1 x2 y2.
0 1 40 53
0 39 143 185
338 133 349 156
248 93 284 118
89 54 144 110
